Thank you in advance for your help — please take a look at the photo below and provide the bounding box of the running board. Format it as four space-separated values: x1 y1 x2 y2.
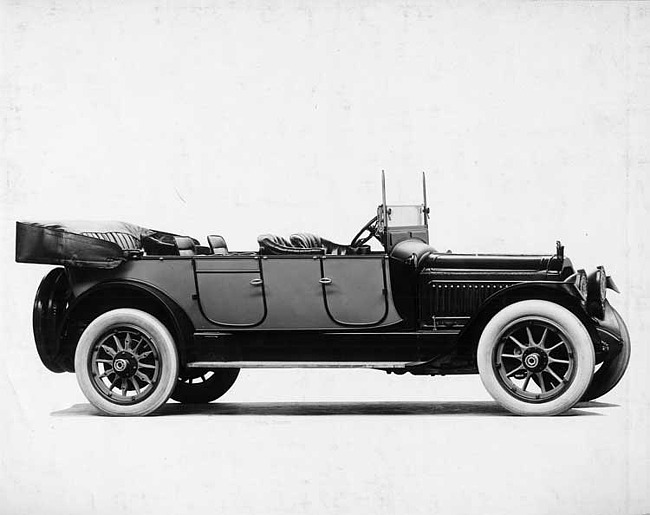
186 361 422 369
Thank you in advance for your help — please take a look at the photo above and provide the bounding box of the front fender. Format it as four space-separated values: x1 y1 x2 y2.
595 300 629 360
455 281 594 355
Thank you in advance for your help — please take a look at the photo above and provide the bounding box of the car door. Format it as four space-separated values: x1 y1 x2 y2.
320 255 389 326
194 256 266 327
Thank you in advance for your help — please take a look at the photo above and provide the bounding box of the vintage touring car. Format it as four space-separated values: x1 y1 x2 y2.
16 174 630 416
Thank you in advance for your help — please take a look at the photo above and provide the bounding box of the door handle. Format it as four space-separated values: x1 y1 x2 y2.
319 277 332 285
250 278 263 286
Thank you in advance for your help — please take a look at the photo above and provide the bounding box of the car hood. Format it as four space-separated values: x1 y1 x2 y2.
422 252 571 281
426 253 555 271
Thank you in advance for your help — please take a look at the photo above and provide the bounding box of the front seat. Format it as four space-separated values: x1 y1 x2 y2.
257 234 325 255
290 233 358 255
257 233 369 255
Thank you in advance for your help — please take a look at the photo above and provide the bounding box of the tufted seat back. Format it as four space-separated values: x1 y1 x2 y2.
290 233 350 255
257 232 370 255
257 234 325 255
81 231 141 251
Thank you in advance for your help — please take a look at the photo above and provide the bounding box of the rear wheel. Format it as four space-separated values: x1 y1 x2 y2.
74 308 178 416
171 368 240 404
477 300 595 416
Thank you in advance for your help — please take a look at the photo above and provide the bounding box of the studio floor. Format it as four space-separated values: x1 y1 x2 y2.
2 358 648 515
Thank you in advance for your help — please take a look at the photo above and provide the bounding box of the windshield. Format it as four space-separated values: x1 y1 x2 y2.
377 171 430 250
386 204 426 227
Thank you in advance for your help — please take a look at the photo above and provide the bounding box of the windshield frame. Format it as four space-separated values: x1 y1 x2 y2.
376 171 430 250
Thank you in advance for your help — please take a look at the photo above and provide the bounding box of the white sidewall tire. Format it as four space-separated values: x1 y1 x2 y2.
74 308 179 416
477 300 595 416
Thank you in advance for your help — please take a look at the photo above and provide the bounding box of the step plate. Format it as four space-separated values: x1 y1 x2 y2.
186 361 419 369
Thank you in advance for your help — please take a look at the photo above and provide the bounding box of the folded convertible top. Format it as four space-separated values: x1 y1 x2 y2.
15 220 156 269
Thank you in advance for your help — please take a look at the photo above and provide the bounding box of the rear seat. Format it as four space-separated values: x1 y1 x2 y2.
81 231 141 251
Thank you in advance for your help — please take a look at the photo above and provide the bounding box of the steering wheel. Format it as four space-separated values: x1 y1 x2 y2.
350 216 380 247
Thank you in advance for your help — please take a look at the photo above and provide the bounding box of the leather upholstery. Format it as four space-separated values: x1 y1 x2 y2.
207 235 228 255
81 231 140 251
290 233 322 249
173 236 196 256
195 245 212 255
290 233 351 256
258 232 365 255
257 234 325 255
142 235 177 256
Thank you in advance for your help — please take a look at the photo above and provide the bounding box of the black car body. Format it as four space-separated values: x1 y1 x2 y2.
16 174 630 416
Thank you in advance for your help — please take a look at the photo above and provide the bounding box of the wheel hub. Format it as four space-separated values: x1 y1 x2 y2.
522 348 548 373
112 351 138 378
494 317 577 404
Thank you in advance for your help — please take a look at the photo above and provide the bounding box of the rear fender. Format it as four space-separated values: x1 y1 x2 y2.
59 279 194 371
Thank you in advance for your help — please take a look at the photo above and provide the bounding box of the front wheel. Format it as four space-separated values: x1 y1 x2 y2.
74 308 179 416
477 300 595 416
